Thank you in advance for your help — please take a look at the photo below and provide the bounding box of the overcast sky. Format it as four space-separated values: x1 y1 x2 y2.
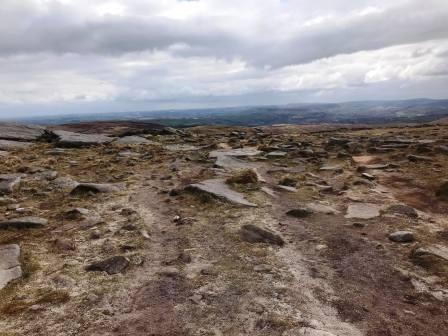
1 0 448 117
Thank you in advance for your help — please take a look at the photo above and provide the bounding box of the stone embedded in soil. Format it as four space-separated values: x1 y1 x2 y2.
266 151 288 158
53 130 114 147
386 204 418 218
64 208 90 220
286 207 314 218
0 216 48 229
275 185 298 193
186 179 257 207
0 150 9 156
51 176 80 192
85 256 130 275
306 202 340 215
411 245 448 269
0 244 22 289
0 174 22 195
320 165 343 173
209 147 261 158
70 183 124 195
407 154 433 162
239 224 285 246
389 231 415 243
345 203 382 219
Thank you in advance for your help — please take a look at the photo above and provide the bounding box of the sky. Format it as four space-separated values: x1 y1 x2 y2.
1 0 448 118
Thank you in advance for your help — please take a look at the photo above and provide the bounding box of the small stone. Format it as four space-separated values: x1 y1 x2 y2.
86 256 130 275
389 231 415 243
0 216 47 229
239 224 285 246
286 207 313 218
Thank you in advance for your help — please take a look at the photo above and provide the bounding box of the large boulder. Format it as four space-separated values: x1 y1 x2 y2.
0 123 46 141
0 244 22 289
0 139 33 151
53 130 113 147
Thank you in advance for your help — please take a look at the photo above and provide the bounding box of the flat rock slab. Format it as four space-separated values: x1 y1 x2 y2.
0 123 46 141
0 174 22 195
307 202 340 215
209 147 261 158
0 244 22 289
70 183 125 195
86 256 130 275
114 136 154 145
239 224 284 246
53 130 113 147
186 179 257 207
345 203 382 219
0 216 48 229
413 245 448 262
164 144 199 151
214 155 255 170
0 139 33 151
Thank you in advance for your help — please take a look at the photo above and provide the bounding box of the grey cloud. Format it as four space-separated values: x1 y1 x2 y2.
0 1 447 68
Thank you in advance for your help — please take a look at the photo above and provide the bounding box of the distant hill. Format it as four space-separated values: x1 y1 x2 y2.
8 98 448 127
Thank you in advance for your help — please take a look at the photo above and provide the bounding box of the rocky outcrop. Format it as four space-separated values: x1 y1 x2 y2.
0 139 33 151
53 130 114 147
0 123 47 141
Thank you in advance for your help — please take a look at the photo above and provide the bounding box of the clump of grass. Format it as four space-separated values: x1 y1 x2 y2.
1 289 70 315
226 169 259 185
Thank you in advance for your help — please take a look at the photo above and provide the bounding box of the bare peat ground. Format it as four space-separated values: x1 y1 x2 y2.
0 123 447 336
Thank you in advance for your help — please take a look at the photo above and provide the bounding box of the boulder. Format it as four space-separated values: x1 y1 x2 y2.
0 216 48 229
239 224 284 246
70 183 124 195
0 244 22 289
53 130 113 147
386 204 418 218
286 207 314 218
0 139 33 151
0 123 46 141
86 256 130 275
186 179 257 207
389 231 415 243
0 174 22 195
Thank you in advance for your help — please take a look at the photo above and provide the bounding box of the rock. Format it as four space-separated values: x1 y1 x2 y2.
53 130 113 147
275 185 298 193
436 145 448 154
345 203 382 219
226 169 260 185
357 164 390 171
186 179 257 207
298 328 337 336
352 155 377 165
0 216 47 229
0 123 46 141
306 203 340 215
320 165 343 173
0 174 22 195
0 244 22 289
214 155 255 170
411 245 448 270
51 176 79 192
389 231 415 243
407 154 433 162
436 181 448 200
327 137 350 146
45 148 68 155
261 186 276 197
0 150 9 156
114 136 153 145
386 204 418 218
266 151 287 158
164 144 199 151
86 256 130 275
286 207 314 218
0 197 17 206
53 238 76 251
209 147 261 158
361 173 375 180
239 224 284 246
0 139 33 151
70 183 124 195
64 208 90 220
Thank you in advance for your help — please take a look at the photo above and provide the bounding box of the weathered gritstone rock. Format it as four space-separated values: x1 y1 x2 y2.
0 139 33 151
53 130 113 147
186 179 257 207
266 150 288 158
345 203 382 219
0 244 22 290
0 122 46 141
320 165 343 173
239 224 285 246
114 136 154 145
389 231 415 243
0 150 9 156
51 176 79 192
0 216 48 229
306 202 340 215
164 144 199 151
70 183 125 195
0 174 22 195
85 256 130 275
209 147 261 158
214 154 255 170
